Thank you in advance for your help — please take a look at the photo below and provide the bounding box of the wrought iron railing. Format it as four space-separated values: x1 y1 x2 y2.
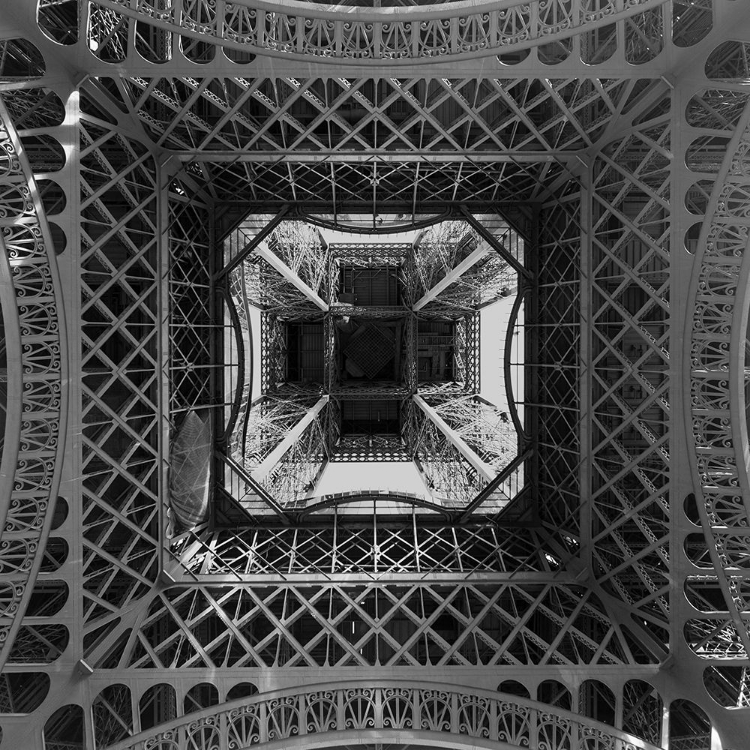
104 680 663 750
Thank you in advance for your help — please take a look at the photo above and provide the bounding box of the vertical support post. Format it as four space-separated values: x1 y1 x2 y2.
306 450 329 500
413 453 436 502
373 494 378 573
526 203 540 519
412 505 420 572
0 246 21 533
660 704 670 750
48 82 86 684
158 156 176 568
578 163 593 571
669 75 706 674
208 174 223 512
332 504 338 574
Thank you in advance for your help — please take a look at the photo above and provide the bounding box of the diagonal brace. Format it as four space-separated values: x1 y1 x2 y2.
215 205 290 281
413 242 490 311
461 207 532 280
413 395 495 483
252 396 329 483
255 246 328 311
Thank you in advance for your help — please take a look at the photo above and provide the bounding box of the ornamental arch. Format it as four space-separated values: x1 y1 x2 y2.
99 681 667 750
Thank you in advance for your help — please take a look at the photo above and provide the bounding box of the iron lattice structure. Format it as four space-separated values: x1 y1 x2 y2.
220 219 516 511
0 1 748 749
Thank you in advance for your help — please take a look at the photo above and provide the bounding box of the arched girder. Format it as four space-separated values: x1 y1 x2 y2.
0 96 67 672
84 0 671 65
294 490 452 521
100 680 665 750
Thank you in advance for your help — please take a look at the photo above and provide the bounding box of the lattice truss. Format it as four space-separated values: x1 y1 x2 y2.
259 313 286 392
588 99 672 649
431 254 517 312
77 99 163 637
168 180 216 417
429 396 518 473
242 255 321 316
414 311 480 396
225 267 250 462
239 396 328 508
242 397 315 467
403 399 486 509
413 221 518 313
218 216 516 511
80 74 660 210
268 221 329 302
531 185 584 557
96 582 643 670
35 0 714 66
2 1 750 749
98 74 631 155
330 243 410 306
412 221 480 297
0 48 67 679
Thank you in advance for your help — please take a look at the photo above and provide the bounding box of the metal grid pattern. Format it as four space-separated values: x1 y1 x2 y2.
404 399 487 509
343 324 396 380
169 522 557 578
242 255 323 316
241 397 315 468
99 582 635 669
77 0 693 65
81 75 652 213
429 396 519 473
168 183 217 417
588 98 672 649
77 111 162 637
268 222 328 302
532 187 583 555
0 2 749 748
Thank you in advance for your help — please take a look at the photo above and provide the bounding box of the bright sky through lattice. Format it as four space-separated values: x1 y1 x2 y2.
237 217 523 506
315 462 427 503
313 222 520 500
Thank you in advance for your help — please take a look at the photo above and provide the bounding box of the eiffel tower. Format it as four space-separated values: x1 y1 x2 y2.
0 1 749 748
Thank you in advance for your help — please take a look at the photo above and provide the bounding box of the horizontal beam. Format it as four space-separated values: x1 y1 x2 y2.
251 396 329 482
179 152 582 164
172 570 580 584
413 241 490 311
255 245 329 311
413 395 495 483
